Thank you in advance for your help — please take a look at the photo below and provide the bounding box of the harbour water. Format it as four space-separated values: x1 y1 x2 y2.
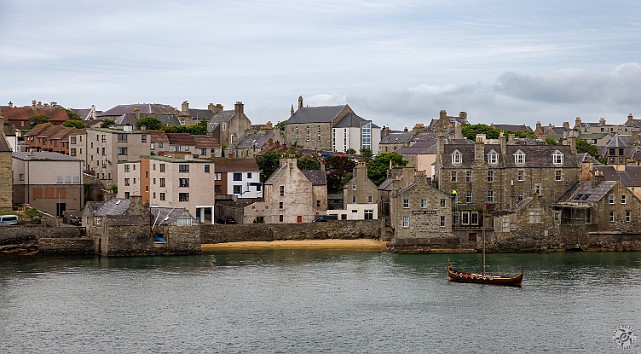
1 251 640 353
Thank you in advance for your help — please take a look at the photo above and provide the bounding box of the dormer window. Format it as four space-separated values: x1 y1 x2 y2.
552 150 563 165
451 150 462 165
514 150 525 166
487 150 498 165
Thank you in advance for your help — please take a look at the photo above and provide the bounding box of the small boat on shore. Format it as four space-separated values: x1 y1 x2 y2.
448 259 523 287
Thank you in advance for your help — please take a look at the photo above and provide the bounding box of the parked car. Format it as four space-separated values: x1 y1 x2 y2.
216 216 237 224
312 215 338 222
0 214 19 226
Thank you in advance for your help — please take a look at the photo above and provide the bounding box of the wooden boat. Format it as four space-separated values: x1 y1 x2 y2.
448 259 523 287
447 207 523 287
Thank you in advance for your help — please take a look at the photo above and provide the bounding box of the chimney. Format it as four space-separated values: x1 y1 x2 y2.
440 109 447 120
592 170 605 186
290 105 294 117
499 132 507 157
628 113 634 124
403 127 408 133
563 121 569 130
459 112 467 120
580 154 594 182
507 133 516 145
182 100 189 113
381 126 390 139
632 130 640 146
133 107 141 120
298 96 303 110
566 129 577 154
474 134 485 163
8 101 13 108
599 117 606 126
454 122 463 139
234 101 244 115
0 116 4 134
90 105 97 120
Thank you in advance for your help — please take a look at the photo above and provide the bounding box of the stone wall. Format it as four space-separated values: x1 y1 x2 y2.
95 224 201 256
0 225 91 255
200 220 381 244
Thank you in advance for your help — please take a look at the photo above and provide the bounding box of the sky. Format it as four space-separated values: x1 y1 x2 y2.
1 0 640 130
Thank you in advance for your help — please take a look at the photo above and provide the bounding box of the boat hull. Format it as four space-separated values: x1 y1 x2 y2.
448 266 523 287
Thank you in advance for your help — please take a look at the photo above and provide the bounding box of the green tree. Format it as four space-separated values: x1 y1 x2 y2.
366 152 407 186
360 148 373 161
324 155 356 192
275 121 286 131
100 119 116 128
29 114 49 128
297 156 320 170
64 108 81 120
545 137 559 145
63 119 85 129
346 148 356 155
136 116 163 130
576 139 599 157
162 121 208 135
256 151 282 182
461 124 500 140
509 130 537 139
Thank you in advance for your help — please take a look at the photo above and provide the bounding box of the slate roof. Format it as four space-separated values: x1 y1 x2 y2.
150 131 170 143
286 105 346 124
211 158 260 172
558 181 617 204
84 201 105 213
12 151 81 161
235 130 276 149
99 103 182 117
114 113 181 127
189 108 215 121
380 131 413 144
210 110 236 124
491 124 533 132
594 165 641 187
605 134 627 148
510 197 533 212
301 169 327 185
93 198 131 216
333 113 379 128
105 215 147 226
151 207 193 226
193 135 219 148
441 143 579 169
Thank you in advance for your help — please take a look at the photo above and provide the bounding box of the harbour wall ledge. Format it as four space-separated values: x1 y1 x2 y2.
0 225 92 255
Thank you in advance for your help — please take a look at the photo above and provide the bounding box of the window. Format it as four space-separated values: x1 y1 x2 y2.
124 165 130 173
101 147 106 156
367 195 373 203
364 210 374 220
233 185 242 194
124 178 130 186
529 209 542 223
152 192 156 199
117 147 128 155
403 199 409 208
470 211 479 225
555 170 562 181
440 199 446 208
451 150 462 165
440 216 446 227
279 215 284 222
514 150 525 165
279 186 284 196
535 184 541 195
247 172 252 179
316 200 321 207
160 178 166 187
552 150 563 165
214 173 222 181
461 211 469 225
609 211 614 222
159 164 165 172
179 164 189 173
153 178 156 185
625 210 631 222
487 170 494 182
124 192 130 198
70 148 77 156
517 170 524 181
420 198 428 208
306 127 310 142
362 122 371 149
179 178 189 187
141 135 147 143
608 194 615 204
466 191 473 203
352 184 356 190
402 216 410 228
233 173 242 181
179 193 189 202
352 196 356 203
279 201 284 209
70 136 77 144
517 192 524 202
150 143 155 150
451 171 457 182
621 195 627 204
204 165 210 173
317 126 322 142
487 150 498 165
466 170 472 182
487 191 494 202
117 134 127 142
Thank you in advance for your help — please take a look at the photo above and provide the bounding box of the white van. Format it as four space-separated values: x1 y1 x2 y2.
0 215 19 226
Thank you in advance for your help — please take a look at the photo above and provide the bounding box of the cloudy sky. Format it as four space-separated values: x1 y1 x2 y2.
1 1 640 129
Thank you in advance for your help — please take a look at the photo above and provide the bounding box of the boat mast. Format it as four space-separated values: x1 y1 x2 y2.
482 204 486 276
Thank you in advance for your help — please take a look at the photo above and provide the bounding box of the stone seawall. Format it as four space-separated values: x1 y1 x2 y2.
0 225 92 255
200 220 381 244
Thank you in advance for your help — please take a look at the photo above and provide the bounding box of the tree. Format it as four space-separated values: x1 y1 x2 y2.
461 124 500 140
63 119 85 129
297 156 320 170
366 152 407 186
256 151 282 182
545 137 559 145
360 148 373 161
346 148 356 155
64 108 81 120
29 114 49 128
136 116 163 130
576 139 599 157
324 155 356 192
509 130 537 139
101 119 116 128
162 121 208 135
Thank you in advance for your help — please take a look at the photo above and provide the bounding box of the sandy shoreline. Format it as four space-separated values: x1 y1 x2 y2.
202 239 388 251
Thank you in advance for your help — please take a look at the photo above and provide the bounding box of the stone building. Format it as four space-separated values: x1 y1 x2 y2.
211 158 262 199
97 103 187 127
340 162 380 220
427 110 469 134
12 152 84 217
229 123 286 158
284 96 380 152
240 156 327 224
390 172 455 247
0 118 12 210
23 123 82 154
0 101 69 137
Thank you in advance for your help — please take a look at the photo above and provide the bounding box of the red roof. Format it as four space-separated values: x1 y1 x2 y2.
2 107 68 122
